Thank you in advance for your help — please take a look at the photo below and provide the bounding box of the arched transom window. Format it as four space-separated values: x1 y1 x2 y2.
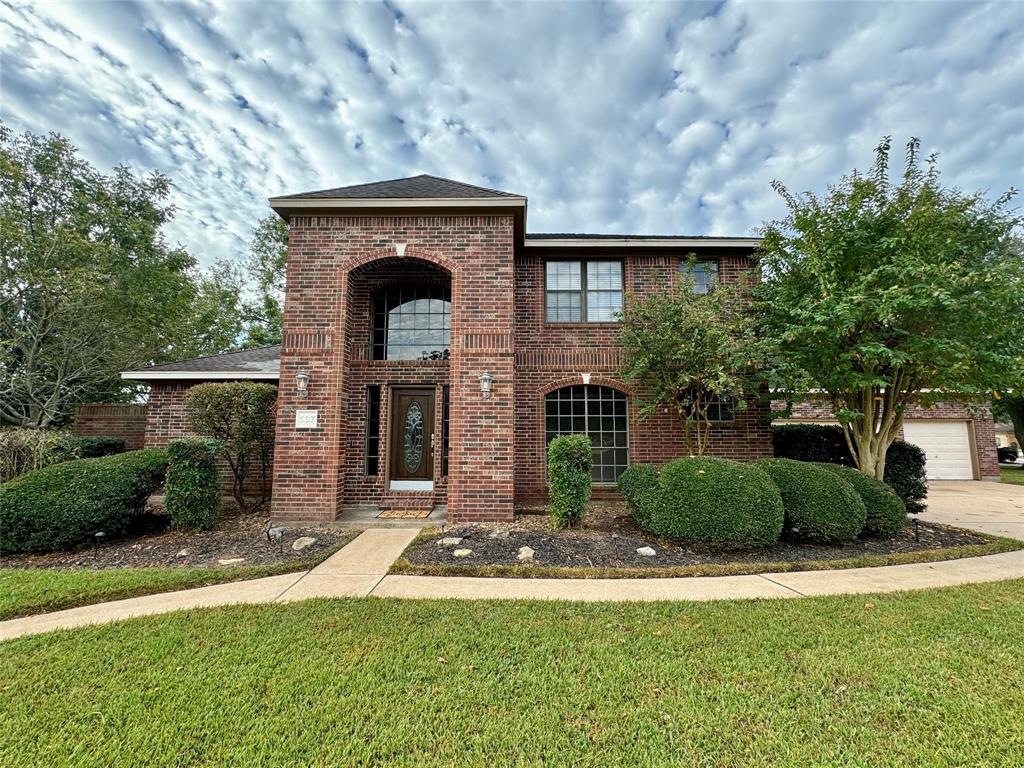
545 385 629 482
371 284 451 360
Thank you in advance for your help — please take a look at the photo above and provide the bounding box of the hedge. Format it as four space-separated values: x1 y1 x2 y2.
643 457 784 547
617 464 661 530
547 435 592 528
0 448 168 553
816 463 907 537
772 424 928 513
753 458 867 544
67 436 127 458
165 439 223 530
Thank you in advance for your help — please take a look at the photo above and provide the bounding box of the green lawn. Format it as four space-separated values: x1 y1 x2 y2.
3 582 1024 766
1000 465 1024 485
0 546 351 621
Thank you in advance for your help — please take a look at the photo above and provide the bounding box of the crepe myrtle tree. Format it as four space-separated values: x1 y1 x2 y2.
184 382 277 512
756 137 1024 479
618 263 764 456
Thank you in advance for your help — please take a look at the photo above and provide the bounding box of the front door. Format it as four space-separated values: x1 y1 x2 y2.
389 388 435 482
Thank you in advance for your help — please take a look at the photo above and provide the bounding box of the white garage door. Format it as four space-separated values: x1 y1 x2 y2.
902 421 974 480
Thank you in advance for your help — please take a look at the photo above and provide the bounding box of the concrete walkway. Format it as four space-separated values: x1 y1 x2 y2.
2 481 1023 640
0 529 420 642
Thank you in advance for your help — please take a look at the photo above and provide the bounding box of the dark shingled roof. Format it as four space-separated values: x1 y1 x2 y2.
275 174 524 201
127 345 281 375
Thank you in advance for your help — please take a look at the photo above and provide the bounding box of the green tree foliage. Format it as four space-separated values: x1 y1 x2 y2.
0 126 246 427
241 215 288 348
184 382 277 512
992 394 1024 449
757 137 1024 478
618 264 763 455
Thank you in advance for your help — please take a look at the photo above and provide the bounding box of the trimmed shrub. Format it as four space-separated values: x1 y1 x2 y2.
649 457 784 547
753 458 866 544
547 435 592 528
771 424 928 513
883 441 928 515
0 448 168 553
617 464 661 529
67 436 127 458
166 439 223 530
816 463 907 537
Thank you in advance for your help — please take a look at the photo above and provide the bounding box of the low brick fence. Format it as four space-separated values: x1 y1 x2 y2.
73 404 148 450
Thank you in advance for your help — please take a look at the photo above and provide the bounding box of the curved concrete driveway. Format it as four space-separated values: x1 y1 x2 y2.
2 481 1022 640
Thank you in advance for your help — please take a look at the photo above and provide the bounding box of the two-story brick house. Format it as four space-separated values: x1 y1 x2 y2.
121 175 999 524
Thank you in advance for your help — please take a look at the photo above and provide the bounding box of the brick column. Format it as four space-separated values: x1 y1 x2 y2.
447 216 517 523
271 219 347 523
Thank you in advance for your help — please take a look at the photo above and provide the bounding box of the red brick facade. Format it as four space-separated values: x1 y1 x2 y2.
73 404 148 450
263 221 773 523
775 398 1000 479
271 215 517 524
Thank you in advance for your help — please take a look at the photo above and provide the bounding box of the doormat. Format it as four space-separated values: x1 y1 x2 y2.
377 509 433 519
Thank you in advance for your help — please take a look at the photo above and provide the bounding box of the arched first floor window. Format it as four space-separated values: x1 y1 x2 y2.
545 384 628 482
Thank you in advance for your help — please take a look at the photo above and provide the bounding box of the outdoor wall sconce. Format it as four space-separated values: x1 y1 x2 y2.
479 371 494 399
295 370 310 398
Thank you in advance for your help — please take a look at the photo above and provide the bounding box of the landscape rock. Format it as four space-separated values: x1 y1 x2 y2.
218 558 245 565
291 536 317 552
439 537 463 546
636 546 657 557
176 549 190 558
453 548 473 558
488 529 511 540
517 546 535 562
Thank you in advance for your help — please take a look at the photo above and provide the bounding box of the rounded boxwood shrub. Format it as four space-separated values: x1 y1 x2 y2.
617 464 661 529
649 457 784 547
166 438 223 530
547 434 592 529
816 463 906 537
771 423 928 513
753 458 867 544
0 448 168 553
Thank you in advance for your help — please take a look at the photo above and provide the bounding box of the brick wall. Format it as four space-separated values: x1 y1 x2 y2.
73 404 148 449
513 249 773 501
272 214 516 524
774 397 1000 479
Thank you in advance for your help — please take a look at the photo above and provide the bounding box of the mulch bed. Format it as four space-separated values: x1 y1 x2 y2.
1 512 358 570
403 501 1002 571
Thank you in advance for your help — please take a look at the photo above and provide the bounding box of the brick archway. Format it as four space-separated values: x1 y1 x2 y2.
535 374 634 397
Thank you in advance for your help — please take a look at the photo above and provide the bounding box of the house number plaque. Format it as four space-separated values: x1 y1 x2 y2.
295 409 319 430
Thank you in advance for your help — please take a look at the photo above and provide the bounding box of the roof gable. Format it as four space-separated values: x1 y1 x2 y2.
274 174 523 201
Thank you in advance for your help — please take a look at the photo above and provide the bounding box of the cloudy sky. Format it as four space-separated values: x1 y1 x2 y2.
2 0 1022 265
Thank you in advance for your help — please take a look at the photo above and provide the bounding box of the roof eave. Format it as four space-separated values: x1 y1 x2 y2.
269 196 526 212
524 237 761 249
121 371 280 382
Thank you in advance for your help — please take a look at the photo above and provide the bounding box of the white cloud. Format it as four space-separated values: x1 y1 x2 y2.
1 0 1021 263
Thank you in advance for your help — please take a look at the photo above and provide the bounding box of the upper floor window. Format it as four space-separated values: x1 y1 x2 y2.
679 389 735 422
371 285 451 360
545 260 623 323
680 260 719 294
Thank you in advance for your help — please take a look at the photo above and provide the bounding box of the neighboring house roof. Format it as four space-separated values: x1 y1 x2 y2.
271 174 525 201
995 422 1016 432
121 345 281 381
